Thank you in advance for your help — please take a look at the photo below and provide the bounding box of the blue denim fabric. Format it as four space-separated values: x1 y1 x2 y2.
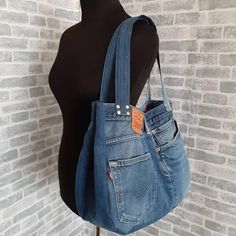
75 14 191 235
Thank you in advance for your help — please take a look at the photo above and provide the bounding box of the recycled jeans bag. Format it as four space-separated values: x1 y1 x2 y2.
75 14 191 235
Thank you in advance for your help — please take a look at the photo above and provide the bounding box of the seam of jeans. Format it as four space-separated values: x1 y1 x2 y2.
152 117 174 132
147 112 172 124
161 158 176 205
109 169 124 223
154 119 176 146
108 152 150 167
158 121 180 151
105 133 147 145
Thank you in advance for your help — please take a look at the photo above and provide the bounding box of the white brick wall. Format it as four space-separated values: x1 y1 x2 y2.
1 0 236 236
0 0 86 235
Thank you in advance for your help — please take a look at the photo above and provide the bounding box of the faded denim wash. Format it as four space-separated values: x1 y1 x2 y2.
75 14 191 235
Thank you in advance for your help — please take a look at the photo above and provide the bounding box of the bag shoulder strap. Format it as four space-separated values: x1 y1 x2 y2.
99 16 131 102
115 14 172 113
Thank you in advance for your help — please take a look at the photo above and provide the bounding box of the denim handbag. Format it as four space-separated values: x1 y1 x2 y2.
75 14 191 235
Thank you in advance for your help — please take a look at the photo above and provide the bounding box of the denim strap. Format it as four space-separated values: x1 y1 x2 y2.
115 14 172 112
99 17 131 102
100 15 172 112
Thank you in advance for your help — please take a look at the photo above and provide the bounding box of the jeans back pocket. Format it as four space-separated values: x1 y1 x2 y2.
151 117 178 148
108 152 158 223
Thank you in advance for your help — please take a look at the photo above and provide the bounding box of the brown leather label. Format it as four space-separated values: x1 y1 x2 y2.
131 107 144 134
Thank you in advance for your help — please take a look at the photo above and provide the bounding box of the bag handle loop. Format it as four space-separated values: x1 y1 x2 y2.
99 15 172 113
115 15 172 114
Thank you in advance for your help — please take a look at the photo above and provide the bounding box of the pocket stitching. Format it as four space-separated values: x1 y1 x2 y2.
106 133 147 145
155 120 180 152
160 157 177 205
108 153 158 223
109 152 150 167
151 118 176 146
152 117 174 132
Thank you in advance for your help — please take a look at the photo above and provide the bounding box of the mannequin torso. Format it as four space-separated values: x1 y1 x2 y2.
48 1 159 214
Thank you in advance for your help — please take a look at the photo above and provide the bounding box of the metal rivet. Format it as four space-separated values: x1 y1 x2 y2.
156 147 160 152
125 105 129 109
117 110 121 115
116 104 120 108
151 129 157 134
126 111 130 115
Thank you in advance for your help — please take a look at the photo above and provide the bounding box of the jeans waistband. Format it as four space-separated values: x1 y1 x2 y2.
103 101 173 122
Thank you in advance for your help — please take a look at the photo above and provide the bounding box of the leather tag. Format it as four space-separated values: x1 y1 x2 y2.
131 107 144 134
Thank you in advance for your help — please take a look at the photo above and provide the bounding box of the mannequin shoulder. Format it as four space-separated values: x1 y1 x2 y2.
133 19 159 45
56 22 82 53
130 19 159 64
58 22 82 41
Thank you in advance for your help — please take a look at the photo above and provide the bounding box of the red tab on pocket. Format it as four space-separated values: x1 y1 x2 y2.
131 107 144 134
108 170 113 181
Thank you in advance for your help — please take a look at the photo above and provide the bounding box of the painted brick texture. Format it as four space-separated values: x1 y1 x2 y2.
0 0 86 235
1 0 236 236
